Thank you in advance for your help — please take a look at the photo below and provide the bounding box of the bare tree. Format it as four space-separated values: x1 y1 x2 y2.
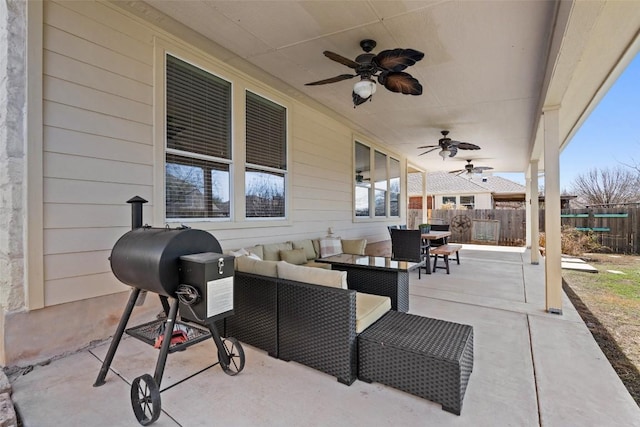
569 166 640 207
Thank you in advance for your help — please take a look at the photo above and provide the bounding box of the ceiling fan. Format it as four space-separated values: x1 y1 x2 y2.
417 130 481 159
355 170 370 183
450 159 493 176
305 39 424 107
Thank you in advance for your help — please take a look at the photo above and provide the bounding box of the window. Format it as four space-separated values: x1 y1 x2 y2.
374 151 387 217
389 158 400 216
354 141 400 218
442 196 456 208
165 54 232 219
460 195 475 209
354 142 371 217
245 91 287 218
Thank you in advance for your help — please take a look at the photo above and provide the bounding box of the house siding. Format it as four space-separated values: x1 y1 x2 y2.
1 0 404 364
42 1 155 306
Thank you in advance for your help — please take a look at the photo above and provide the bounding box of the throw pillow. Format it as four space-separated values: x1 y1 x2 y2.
263 242 293 261
279 248 307 265
291 239 317 260
229 248 250 257
319 238 342 258
341 239 367 256
276 261 347 289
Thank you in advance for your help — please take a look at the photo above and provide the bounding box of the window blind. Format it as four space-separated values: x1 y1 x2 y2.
166 55 231 160
245 91 286 170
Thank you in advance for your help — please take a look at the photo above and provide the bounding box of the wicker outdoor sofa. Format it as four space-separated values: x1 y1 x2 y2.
221 241 475 414
226 265 385 385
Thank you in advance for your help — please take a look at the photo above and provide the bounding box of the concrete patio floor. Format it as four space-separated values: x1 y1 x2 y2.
10 245 640 426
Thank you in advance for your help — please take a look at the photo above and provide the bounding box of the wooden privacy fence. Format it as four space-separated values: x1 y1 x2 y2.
429 209 526 247
424 207 640 254
540 207 639 254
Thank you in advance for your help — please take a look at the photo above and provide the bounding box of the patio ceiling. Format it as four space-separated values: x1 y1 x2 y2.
122 1 640 175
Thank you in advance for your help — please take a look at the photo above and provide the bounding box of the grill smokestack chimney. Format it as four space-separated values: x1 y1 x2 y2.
127 196 148 229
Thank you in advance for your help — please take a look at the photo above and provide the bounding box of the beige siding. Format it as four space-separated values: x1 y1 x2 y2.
40 0 405 307
42 2 156 305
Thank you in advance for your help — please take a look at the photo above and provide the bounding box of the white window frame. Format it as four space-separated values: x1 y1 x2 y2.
154 39 292 228
354 140 402 221
244 89 289 220
163 52 234 222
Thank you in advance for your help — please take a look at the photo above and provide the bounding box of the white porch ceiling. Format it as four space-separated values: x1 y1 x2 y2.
124 0 640 175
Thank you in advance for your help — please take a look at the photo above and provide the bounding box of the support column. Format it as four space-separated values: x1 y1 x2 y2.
529 160 539 265
543 108 562 314
422 171 428 222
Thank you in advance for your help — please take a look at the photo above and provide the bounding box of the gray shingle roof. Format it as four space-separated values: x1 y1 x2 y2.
408 172 525 195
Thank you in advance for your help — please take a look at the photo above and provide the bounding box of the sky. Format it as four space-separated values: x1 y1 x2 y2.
496 51 640 192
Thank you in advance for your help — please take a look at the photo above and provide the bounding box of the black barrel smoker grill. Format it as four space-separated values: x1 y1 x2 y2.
93 197 244 425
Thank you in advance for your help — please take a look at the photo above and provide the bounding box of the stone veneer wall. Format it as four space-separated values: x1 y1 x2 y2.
0 0 27 366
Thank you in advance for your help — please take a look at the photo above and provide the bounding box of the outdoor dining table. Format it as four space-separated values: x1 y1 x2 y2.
421 230 452 242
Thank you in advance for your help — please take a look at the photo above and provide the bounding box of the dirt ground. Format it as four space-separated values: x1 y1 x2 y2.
562 253 640 406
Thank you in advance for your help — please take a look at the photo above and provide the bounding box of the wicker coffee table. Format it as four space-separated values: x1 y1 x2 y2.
316 254 421 312
358 311 474 415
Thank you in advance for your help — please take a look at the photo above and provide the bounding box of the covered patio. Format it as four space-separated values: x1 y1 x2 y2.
11 245 640 426
2 1 640 424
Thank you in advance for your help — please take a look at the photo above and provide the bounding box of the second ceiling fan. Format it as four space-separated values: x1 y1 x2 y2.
305 39 424 107
450 159 493 176
418 130 481 159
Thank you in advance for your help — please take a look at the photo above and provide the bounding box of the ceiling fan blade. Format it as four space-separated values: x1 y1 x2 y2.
449 169 465 174
379 72 423 95
453 141 481 150
418 147 439 156
374 48 424 72
305 74 357 86
448 146 459 157
352 91 370 106
416 144 438 149
473 166 493 173
323 51 360 69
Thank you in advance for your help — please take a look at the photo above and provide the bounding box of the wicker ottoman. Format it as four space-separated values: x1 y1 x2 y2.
358 311 474 415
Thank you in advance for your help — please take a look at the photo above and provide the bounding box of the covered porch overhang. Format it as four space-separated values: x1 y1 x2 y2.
109 0 638 314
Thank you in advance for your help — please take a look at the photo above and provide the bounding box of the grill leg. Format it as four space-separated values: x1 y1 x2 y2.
207 322 230 367
94 287 141 387
159 295 171 316
153 298 180 388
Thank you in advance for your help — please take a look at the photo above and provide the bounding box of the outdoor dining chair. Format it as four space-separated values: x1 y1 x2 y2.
390 229 430 278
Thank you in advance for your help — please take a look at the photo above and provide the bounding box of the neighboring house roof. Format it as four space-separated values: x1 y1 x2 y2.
467 175 526 194
408 172 525 196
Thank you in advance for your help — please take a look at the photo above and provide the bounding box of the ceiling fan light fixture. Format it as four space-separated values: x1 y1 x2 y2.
438 148 450 160
353 78 377 99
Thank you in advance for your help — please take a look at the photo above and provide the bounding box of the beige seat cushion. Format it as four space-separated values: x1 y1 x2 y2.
291 239 317 260
277 261 347 289
342 239 367 255
355 292 391 334
263 242 293 261
235 256 278 277
303 261 332 270
279 248 307 265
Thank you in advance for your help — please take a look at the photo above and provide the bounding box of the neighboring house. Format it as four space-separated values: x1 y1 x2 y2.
408 172 525 210
409 172 574 211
